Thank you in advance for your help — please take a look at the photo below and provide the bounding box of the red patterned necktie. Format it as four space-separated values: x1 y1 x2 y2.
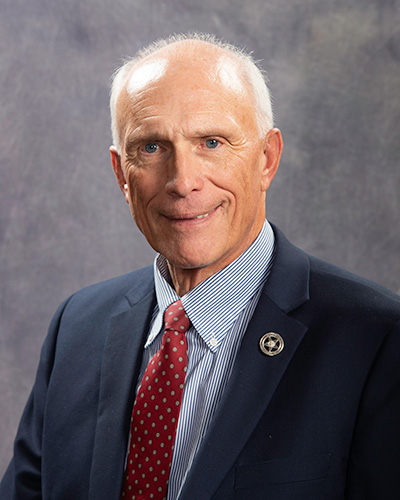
120 299 190 500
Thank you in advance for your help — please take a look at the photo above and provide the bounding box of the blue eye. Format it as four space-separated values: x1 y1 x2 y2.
144 143 158 154
205 139 219 149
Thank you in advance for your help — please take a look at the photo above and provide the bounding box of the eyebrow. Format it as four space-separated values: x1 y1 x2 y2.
192 129 232 138
124 134 165 151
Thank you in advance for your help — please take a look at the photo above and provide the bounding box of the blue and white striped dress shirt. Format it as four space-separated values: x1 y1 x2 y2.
136 220 275 499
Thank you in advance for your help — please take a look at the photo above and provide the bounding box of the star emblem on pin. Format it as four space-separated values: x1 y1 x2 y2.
259 332 284 356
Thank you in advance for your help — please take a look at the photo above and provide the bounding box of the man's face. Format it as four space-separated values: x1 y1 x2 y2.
111 47 281 286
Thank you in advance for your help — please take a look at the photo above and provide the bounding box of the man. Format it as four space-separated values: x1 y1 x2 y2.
1 33 400 500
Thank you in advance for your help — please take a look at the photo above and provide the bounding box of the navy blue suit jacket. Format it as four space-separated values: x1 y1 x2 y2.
1 226 400 499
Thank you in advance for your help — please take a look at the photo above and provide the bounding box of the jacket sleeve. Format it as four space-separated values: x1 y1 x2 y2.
345 319 400 499
0 298 72 500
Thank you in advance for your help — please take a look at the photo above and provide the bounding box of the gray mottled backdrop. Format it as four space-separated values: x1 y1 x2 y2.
1 0 399 476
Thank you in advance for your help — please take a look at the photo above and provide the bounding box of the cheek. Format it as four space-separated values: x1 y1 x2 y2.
227 158 266 221
126 168 149 202
125 169 161 224
218 152 262 199
125 172 146 215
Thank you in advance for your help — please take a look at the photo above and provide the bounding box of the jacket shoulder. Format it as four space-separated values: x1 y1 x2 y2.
307 255 400 321
52 266 154 333
67 266 153 306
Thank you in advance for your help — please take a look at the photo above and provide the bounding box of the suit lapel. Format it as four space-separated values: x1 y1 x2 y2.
88 270 156 500
179 226 311 500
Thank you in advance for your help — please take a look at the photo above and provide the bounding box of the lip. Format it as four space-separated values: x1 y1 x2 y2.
163 205 221 225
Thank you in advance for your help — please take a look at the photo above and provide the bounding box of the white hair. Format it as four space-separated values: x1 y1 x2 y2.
110 32 274 153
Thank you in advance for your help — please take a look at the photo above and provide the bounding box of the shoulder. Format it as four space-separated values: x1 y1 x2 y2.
308 255 400 319
298 255 400 358
71 265 153 302
270 223 400 331
269 224 400 322
54 266 154 326
42 266 155 361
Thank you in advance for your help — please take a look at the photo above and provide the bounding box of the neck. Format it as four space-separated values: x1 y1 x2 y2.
167 264 219 297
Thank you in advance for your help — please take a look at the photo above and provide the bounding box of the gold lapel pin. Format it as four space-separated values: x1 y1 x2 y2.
259 332 284 356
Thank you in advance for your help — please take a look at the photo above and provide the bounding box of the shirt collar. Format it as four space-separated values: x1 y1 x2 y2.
148 220 275 352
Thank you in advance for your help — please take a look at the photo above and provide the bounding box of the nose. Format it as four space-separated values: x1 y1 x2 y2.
165 146 204 197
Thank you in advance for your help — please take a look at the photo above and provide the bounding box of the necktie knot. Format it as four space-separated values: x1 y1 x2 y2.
164 300 190 334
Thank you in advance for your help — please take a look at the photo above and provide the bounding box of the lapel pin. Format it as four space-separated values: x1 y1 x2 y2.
259 332 284 356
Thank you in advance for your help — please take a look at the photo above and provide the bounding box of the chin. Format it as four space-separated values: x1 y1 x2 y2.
172 249 236 275
162 247 216 270
166 255 211 271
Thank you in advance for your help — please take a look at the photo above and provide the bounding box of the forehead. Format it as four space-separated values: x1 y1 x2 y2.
125 43 247 93
116 46 258 137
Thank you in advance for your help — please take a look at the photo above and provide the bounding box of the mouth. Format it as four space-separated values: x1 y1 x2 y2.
164 205 221 223
170 211 211 220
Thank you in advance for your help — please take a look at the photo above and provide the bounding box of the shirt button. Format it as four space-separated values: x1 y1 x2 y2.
210 337 218 347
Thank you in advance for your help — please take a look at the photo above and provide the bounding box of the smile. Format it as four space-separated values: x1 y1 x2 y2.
165 205 220 223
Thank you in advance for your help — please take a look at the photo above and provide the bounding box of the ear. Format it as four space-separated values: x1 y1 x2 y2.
260 128 283 192
110 145 130 204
